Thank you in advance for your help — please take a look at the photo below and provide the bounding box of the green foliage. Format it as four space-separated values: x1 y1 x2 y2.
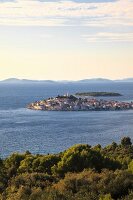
18 154 61 174
5 153 26 177
52 144 105 176
52 169 133 200
32 154 61 174
121 137 132 147
18 155 35 173
0 137 132 200
99 194 113 200
120 191 133 200
101 141 133 169
128 160 133 173
75 92 121 97
0 158 8 193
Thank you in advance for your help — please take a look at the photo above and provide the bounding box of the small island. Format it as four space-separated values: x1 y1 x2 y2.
75 92 122 97
27 94 133 111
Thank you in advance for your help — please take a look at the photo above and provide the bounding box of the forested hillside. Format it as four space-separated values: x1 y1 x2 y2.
0 137 133 200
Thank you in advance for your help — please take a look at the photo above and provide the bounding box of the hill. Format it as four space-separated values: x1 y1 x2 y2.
1 77 133 84
0 137 133 200
78 78 113 83
1 78 55 84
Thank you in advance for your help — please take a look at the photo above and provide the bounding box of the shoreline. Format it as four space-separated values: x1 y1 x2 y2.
27 94 133 112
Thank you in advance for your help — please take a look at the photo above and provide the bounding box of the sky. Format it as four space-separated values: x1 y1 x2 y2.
0 0 133 80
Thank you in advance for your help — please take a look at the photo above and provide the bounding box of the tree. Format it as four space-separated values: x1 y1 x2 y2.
99 194 113 200
5 153 25 177
52 144 104 176
121 137 132 147
128 160 133 173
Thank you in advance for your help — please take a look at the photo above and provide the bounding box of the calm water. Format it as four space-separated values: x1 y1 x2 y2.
0 82 133 157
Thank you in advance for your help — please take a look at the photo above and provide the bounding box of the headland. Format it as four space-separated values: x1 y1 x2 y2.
27 94 133 111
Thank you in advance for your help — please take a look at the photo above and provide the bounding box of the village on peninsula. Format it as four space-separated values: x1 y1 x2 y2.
27 92 133 111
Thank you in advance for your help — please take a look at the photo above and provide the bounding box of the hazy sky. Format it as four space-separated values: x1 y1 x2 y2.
0 0 133 80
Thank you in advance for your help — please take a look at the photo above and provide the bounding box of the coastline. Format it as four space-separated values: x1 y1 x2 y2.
27 94 133 112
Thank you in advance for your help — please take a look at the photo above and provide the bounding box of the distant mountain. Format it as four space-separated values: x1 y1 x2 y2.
78 78 113 83
116 78 133 82
2 78 21 82
1 78 56 83
2 78 37 83
1 77 133 83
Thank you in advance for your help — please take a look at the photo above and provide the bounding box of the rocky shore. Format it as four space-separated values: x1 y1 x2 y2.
27 94 133 111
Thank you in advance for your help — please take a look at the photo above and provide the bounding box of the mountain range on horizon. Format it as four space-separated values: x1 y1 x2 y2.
1 77 133 83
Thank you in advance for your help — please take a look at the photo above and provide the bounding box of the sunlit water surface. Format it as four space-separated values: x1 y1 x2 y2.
0 82 133 157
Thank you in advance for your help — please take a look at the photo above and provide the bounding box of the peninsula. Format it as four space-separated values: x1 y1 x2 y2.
27 94 133 111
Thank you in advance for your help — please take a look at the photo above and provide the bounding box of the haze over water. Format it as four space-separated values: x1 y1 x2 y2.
0 82 133 157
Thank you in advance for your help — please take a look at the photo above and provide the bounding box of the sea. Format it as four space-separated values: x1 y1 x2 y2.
0 82 133 157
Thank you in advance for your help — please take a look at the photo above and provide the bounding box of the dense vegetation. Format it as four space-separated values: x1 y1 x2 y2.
0 137 133 200
75 92 122 97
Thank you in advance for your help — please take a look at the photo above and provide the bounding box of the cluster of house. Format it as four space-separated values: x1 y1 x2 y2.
27 95 133 111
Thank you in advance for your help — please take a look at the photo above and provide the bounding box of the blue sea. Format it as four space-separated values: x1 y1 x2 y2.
0 82 133 157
